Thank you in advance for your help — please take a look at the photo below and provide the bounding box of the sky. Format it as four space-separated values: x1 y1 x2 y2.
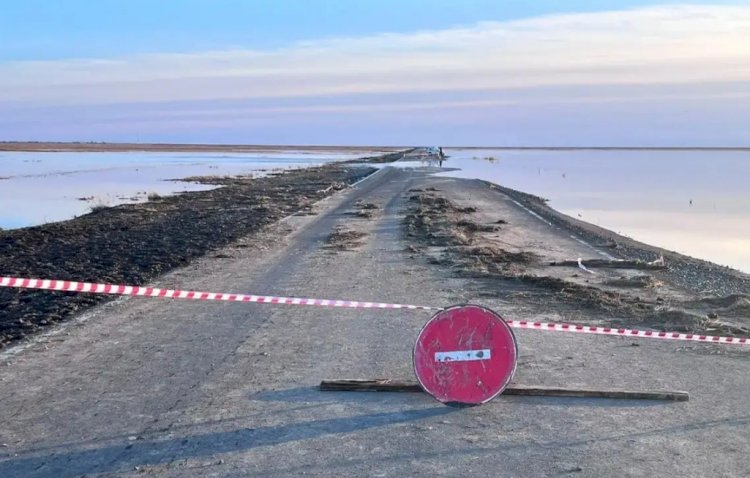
0 1 748 146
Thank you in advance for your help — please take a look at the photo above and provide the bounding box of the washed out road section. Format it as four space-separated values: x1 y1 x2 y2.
0 158 748 477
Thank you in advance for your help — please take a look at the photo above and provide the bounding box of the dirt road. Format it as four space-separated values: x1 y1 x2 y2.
1 163 748 477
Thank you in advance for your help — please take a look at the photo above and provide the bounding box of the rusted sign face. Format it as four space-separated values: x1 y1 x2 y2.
414 304 517 406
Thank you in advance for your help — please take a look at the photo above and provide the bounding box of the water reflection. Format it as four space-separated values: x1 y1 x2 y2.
0 151 369 229
438 149 750 273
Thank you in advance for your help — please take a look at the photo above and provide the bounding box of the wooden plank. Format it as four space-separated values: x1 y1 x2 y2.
503 385 689 401
320 379 423 393
319 379 689 401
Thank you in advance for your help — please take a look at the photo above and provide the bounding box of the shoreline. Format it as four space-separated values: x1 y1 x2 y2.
1 157 748 477
2 141 749 153
2 153 748 349
488 181 750 295
0 162 380 348
446 146 750 151
403 177 749 337
0 142 405 153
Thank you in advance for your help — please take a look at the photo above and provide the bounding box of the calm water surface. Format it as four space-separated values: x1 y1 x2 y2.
0 150 371 229
4 148 749 274
440 149 750 274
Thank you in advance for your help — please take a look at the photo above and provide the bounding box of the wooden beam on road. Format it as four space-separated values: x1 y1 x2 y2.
320 379 689 401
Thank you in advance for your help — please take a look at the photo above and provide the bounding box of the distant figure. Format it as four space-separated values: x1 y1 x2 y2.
438 147 445 167
689 199 693 206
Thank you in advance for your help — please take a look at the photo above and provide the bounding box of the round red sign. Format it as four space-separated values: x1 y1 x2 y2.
413 304 517 406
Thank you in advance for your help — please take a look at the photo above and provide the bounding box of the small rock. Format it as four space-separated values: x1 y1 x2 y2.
707 312 718 319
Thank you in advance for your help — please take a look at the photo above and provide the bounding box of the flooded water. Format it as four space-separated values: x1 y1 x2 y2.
4 148 749 274
0 150 371 229
439 149 750 274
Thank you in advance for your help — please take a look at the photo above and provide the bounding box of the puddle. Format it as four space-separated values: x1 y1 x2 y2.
0 150 372 229
435 148 750 274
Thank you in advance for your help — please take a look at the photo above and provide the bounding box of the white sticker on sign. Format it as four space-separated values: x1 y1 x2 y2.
434 349 491 363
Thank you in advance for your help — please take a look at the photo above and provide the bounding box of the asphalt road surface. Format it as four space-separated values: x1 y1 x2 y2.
1 165 748 477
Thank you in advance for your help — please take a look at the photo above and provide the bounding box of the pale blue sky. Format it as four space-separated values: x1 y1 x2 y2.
2 1 731 60
1 1 748 145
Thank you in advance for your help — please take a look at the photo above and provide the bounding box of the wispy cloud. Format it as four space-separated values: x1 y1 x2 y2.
1 4 749 145
3 5 749 106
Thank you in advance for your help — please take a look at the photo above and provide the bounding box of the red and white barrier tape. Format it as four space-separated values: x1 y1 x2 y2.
2 276 748 346
507 320 748 346
0 276 439 311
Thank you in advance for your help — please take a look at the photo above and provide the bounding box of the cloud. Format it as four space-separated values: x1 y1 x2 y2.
2 4 749 145
2 4 749 106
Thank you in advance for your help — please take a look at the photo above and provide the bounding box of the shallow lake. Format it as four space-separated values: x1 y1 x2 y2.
3 148 749 274
0 150 373 230
439 149 750 274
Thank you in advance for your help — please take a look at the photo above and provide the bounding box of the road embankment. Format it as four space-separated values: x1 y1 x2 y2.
0 163 377 347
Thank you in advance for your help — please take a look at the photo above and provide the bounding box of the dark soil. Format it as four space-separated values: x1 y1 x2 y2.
456 219 501 233
325 226 368 251
402 191 750 336
350 201 380 219
342 149 415 164
0 164 376 348
604 275 663 288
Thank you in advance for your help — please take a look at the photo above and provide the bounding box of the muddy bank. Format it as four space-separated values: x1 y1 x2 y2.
403 183 749 336
342 149 414 164
0 164 378 347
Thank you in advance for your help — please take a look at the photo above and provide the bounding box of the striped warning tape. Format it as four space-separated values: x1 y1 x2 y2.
507 320 748 346
1 276 747 345
0 276 439 311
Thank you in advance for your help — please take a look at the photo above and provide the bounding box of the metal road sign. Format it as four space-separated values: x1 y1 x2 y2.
414 304 518 406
